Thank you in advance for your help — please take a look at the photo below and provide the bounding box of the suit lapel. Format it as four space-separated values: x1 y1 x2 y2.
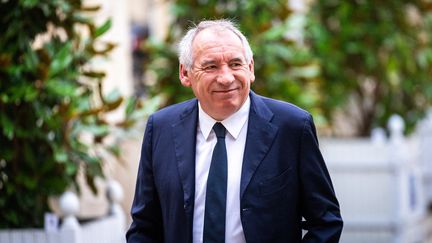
172 100 198 212
240 92 278 198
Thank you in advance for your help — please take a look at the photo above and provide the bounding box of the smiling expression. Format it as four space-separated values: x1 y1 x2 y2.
180 28 255 121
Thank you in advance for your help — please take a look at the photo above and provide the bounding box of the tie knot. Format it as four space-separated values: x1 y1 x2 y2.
213 122 226 138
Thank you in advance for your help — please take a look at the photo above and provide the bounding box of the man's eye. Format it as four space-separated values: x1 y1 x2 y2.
204 65 217 70
230 63 243 68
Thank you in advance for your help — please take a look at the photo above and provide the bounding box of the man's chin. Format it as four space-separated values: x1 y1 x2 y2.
214 103 241 119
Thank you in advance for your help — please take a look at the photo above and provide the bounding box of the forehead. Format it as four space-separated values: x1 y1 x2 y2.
192 29 245 61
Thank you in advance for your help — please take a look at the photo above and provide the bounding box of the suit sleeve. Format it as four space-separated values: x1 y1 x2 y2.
126 115 164 242
300 114 343 242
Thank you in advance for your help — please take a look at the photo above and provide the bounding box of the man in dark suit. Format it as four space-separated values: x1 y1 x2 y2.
126 19 342 243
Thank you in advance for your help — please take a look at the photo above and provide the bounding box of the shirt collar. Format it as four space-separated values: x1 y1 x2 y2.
198 96 250 141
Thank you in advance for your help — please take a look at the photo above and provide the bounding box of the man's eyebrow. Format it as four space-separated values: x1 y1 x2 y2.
229 57 245 63
199 60 218 67
198 57 244 67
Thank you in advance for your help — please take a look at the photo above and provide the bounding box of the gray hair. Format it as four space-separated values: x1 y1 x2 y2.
178 19 254 70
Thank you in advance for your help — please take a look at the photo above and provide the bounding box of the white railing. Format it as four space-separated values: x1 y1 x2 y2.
0 180 125 243
417 110 432 204
321 114 431 243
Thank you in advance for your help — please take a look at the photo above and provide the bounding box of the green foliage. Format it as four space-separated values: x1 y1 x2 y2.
0 0 154 228
142 0 322 118
142 0 432 136
307 0 432 136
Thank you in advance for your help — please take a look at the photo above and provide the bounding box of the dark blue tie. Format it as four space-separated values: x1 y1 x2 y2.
203 122 227 243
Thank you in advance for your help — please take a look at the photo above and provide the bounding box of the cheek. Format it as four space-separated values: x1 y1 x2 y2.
198 76 214 90
192 80 211 98
240 75 252 87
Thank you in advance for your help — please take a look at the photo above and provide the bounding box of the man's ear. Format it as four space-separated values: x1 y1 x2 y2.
179 64 191 87
249 59 255 83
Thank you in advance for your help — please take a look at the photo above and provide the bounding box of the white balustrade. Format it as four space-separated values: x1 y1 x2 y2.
107 179 125 216
321 114 430 243
60 191 81 230
0 180 125 243
417 109 432 204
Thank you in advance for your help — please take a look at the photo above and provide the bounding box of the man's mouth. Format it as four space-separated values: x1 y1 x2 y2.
213 88 238 93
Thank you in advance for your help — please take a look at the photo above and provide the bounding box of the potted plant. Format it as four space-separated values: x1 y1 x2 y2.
0 0 155 231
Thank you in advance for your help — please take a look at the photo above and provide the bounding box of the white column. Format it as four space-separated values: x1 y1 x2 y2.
85 0 134 122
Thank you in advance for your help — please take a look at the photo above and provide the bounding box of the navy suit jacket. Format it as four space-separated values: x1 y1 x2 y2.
126 92 343 243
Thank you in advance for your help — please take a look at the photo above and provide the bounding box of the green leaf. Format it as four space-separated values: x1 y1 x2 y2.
72 13 93 25
20 0 38 8
84 124 110 136
0 94 9 103
0 113 14 139
24 49 39 70
94 19 112 38
16 174 38 190
86 174 98 194
54 149 68 163
65 162 78 176
48 42 73 77
107 145 121 157
6 83 38 102
45 79 77 97
125 97 137 118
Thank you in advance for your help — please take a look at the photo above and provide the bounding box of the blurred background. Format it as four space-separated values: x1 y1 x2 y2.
1 0 432 242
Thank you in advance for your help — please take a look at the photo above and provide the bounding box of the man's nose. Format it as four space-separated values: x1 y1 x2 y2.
216 65 235 85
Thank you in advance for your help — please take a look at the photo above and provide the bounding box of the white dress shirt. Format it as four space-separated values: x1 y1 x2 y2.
193 97 250 243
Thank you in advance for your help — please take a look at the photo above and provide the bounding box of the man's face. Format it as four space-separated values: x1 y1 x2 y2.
180 29 255 121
